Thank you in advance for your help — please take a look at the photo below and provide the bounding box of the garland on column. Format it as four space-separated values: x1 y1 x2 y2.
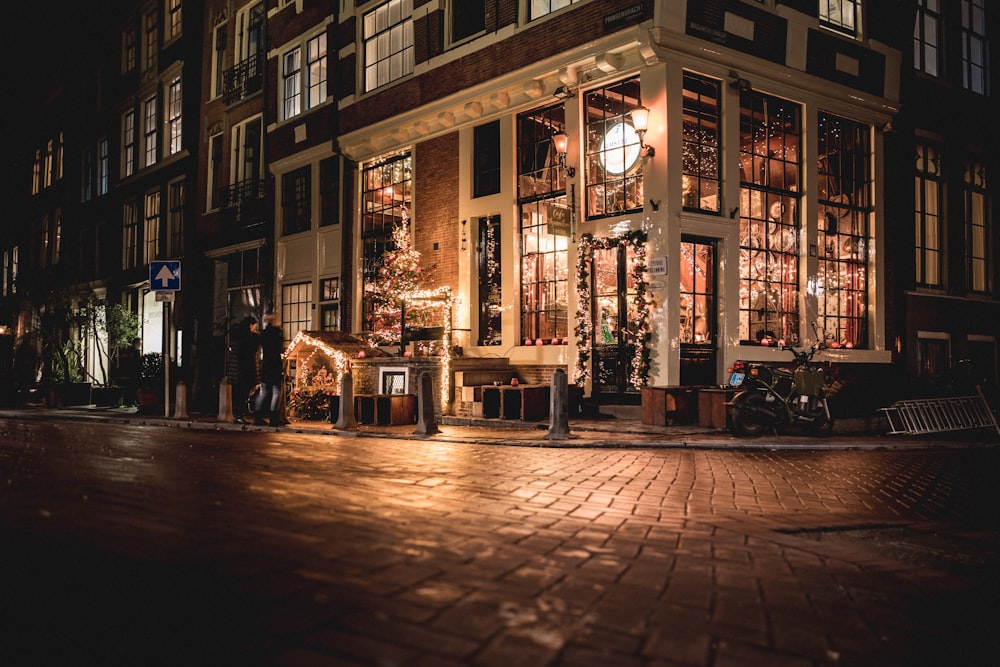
574 230 651 387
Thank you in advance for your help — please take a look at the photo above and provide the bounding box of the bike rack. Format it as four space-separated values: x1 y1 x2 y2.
879 389 1000 436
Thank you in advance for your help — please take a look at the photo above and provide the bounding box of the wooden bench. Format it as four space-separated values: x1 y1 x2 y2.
481 384 550 421
354 393 417 425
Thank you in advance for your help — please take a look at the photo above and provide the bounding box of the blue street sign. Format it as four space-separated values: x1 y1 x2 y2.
149 260 181 291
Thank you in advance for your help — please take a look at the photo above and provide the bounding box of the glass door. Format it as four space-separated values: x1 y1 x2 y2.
591 243 639 402
679 236 718 385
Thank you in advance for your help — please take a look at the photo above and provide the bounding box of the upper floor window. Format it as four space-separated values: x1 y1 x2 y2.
452 1 485 42
144 10 159 71
363 0 413 92
98 138 109 195
82 146 95 203
819 0 860 37
165 0 182 42
143 96 158 167
123 110 137 177
530 0 581 21
961 0 989 95
914 0 942 77
144 190 161 264
123 26 137 72
281 33 328 121
233 116 263 184
682 72 721 214
166 77 182 156
123 200 140 269
212 23 227 98
585 77 645 219
236 2 265 62
964 160 990 294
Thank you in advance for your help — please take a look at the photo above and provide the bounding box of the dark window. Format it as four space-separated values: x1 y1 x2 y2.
473 121 501 198
453 1 485 42
477 215 502 345
320 157 340 226
282 166 312 235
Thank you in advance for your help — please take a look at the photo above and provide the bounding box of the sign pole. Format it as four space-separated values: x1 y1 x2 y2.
163 301 171 418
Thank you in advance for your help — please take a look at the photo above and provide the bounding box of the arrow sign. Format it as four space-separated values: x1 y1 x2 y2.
149 260 181 291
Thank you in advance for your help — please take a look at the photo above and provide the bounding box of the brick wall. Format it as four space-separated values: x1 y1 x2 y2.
414 133 460 294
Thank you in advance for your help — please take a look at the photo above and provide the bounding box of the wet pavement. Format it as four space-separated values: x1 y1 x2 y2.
1 408 998 665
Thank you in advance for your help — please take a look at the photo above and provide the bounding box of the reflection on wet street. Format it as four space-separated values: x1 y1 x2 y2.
1 418 997 665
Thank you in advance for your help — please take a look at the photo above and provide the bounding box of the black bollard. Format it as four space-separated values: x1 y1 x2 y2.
414 371 439 435
334 372 357 430
544 368 571 440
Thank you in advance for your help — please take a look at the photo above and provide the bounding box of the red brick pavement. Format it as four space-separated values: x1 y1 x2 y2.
0 412 997 665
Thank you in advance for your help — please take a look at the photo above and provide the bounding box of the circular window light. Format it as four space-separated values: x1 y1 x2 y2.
598 122 641 176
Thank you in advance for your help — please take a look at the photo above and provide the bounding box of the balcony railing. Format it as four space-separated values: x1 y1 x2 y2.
222 53 263 105
219 178 267 227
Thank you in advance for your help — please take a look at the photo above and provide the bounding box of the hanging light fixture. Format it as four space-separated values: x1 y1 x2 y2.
552 131 575 177
628 105 655 157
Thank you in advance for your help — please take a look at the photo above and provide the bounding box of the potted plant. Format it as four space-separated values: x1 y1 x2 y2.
137 352 164 413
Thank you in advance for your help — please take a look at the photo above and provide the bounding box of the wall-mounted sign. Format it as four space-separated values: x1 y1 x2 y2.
598 122 641 176
604 3 645 32
649 256 668 276
546 204 571 236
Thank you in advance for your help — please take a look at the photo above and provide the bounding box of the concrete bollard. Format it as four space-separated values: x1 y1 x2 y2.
218 377 235 423
173 380 189 419
333 372 357 430
544 368 571 440
413 371 439 436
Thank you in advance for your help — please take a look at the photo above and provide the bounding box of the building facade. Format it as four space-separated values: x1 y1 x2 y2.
331 0 905 407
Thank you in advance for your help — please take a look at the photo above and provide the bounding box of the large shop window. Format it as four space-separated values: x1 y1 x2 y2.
518 105 570 342
915 142 944 288
817 112 872 348
682 72 721 214
964 160 990 294
282 282 313 342
585 77 644 219
361 153 412 330
738 91 801 344
363 0 414 93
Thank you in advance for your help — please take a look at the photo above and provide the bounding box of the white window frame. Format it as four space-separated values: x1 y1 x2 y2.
143 95 158 168
144 190 161 264
362 0 414 93
819 0 861 37
122 109 137 178
123 200 140 270
164 0 182 43
166 76 182 156
232 115 264 184
529 0 581 21
167 178 185 258
98 138 109 195
280 31 327 121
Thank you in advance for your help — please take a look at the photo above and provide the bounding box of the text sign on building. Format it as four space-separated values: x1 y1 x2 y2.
546 204 571 236
604 3 644 32
649 256 668 276
150 260 181 291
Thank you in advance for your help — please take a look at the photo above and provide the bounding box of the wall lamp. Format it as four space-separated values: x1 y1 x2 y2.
629 105 655 158
460 219 468 252
729 70 752 93
552 131 576 177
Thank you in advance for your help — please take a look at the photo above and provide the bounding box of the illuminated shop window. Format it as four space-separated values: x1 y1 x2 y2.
585 76 644 219
361 152 412 329
964 160 990 294
682 72 721 214
915 142 943 288
517 105 569 342
817 112 871 349
738 90 801 344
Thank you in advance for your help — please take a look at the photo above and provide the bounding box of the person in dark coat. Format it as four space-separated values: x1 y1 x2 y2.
254 312 284 425
228 316 259 421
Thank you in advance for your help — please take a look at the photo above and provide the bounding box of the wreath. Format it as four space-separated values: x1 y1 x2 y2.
574 230 651 387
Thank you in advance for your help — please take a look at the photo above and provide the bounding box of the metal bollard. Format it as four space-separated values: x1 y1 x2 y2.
544 368 571 440
173 380 189 419
333 372 357 430
217 378 235 423
413 371 439 436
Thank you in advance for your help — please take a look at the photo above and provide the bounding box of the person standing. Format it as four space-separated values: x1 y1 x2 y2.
228 316 259 423
254 312 285 425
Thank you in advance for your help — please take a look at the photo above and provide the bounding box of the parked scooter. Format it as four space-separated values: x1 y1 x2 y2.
728 339 833 437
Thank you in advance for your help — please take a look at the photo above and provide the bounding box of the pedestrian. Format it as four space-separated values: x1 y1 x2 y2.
254 312 285 426
228 316 260 423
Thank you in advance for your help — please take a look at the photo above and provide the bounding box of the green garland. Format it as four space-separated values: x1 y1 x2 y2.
574 230 651 387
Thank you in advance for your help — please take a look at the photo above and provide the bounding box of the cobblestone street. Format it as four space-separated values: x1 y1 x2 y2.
1 417 997 666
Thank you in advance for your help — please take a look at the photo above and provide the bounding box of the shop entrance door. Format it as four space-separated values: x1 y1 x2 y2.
591 243 640 403
679 236 719 386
